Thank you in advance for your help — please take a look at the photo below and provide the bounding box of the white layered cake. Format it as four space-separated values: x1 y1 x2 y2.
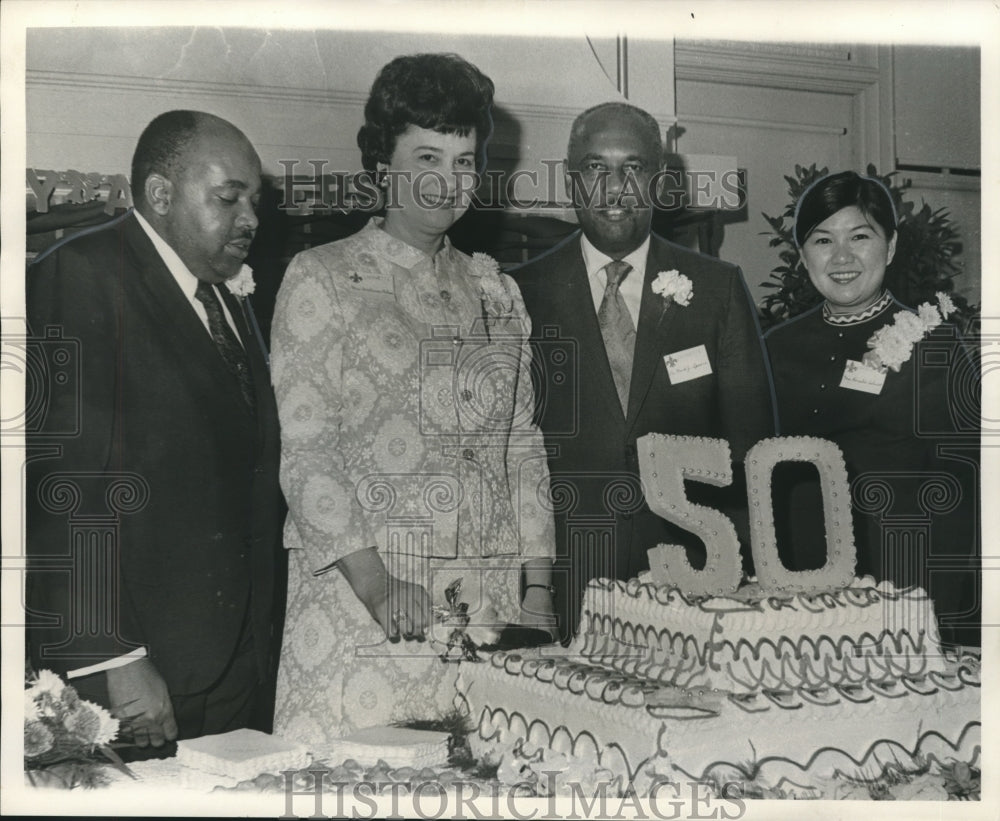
574 575 949 692
458 435 981 798
459 578 979 795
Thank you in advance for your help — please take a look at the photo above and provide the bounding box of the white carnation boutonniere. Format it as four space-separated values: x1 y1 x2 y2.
862 292 956 374
651 270 694 307
225 264 256 299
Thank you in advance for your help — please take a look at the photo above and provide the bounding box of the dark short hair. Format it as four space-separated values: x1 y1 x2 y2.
356 53 495 174
131 110 235 207
794 170 898 247
567 102 663 167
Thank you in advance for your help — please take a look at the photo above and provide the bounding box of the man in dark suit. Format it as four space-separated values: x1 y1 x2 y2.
26 111 284 746
513 102 774 640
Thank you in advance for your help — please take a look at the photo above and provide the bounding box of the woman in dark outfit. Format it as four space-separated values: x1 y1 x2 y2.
764 171 979 646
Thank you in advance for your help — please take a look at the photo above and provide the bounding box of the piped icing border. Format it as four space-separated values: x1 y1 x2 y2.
473 649 977 715
460 655 980 793
572 576 945 692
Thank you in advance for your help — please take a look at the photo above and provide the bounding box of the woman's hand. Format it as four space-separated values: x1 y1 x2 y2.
336 547 431 641
373 577 432 641
520 586 558 640
521 558 559 641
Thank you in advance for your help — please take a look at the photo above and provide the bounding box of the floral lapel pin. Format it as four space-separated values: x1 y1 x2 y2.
225 264 256 299
651 270 693 307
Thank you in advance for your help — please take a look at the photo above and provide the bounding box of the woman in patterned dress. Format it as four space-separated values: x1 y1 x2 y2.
270 53 557 743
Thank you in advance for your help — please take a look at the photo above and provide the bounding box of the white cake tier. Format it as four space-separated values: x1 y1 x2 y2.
313 726 450 769
458 649 980 794
175 729 311 784
570 576 949 693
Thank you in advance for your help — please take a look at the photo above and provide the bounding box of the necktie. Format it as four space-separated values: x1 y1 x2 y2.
194 280 256 413
598 260 636 414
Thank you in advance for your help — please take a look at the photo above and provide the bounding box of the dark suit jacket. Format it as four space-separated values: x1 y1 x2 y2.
26 212 284 699
513 231 774 634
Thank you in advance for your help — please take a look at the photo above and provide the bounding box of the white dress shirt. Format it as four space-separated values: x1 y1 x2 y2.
133 209 242 342
580 233 651 327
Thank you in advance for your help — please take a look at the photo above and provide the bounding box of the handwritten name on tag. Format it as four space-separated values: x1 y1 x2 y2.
346 270 395 296
664 344 712 385
839 360 886 394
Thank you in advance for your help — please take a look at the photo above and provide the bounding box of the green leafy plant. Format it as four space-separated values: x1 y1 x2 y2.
759 163 977 332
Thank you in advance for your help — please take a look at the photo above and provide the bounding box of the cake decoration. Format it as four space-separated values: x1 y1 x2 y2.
745 436 855 593
497 741 621 796
641 434 856 595
640 435 742 596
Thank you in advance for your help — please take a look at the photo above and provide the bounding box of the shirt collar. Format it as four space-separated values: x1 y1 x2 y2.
133 208 203 302
823 290 894 326
363 217 456 271
580 232 651 282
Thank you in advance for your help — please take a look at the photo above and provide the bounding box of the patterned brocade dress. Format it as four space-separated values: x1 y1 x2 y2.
270 219 555 744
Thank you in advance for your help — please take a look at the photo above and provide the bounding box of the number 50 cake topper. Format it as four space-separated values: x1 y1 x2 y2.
639 435 855 596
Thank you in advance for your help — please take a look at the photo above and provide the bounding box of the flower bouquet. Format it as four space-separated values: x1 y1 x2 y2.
24 666 131 788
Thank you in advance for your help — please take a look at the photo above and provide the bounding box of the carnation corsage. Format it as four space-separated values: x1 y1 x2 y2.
862 292 956 374
225 264 256 299
651 270 693 307
471 252 513 319
469 252 515 339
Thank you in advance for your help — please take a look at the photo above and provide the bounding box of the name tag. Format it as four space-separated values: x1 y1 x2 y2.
664 344 712 385
346 270 395 296
839 360 886 394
